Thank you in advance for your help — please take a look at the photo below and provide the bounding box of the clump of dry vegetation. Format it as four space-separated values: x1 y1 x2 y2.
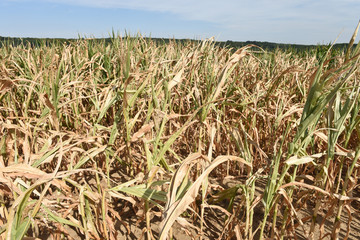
1 23 360 240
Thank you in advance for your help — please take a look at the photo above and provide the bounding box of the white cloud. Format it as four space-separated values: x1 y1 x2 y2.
46 1 358 23
6 0 360 43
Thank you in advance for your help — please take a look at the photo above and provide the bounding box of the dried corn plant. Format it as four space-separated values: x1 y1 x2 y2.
0 22 360 240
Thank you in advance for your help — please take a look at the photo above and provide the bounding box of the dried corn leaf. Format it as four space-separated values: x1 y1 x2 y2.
160 155 251 240
0 79 15 93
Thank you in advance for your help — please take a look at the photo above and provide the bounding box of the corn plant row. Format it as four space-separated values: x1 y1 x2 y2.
0 22 360 239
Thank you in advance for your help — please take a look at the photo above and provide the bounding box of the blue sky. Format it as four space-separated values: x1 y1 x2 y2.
1 0 359 44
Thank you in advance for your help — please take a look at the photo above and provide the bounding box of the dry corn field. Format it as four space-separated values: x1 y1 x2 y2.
1 25 360 240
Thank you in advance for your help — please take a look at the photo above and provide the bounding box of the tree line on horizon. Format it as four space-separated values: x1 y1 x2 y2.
0 35 352 52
